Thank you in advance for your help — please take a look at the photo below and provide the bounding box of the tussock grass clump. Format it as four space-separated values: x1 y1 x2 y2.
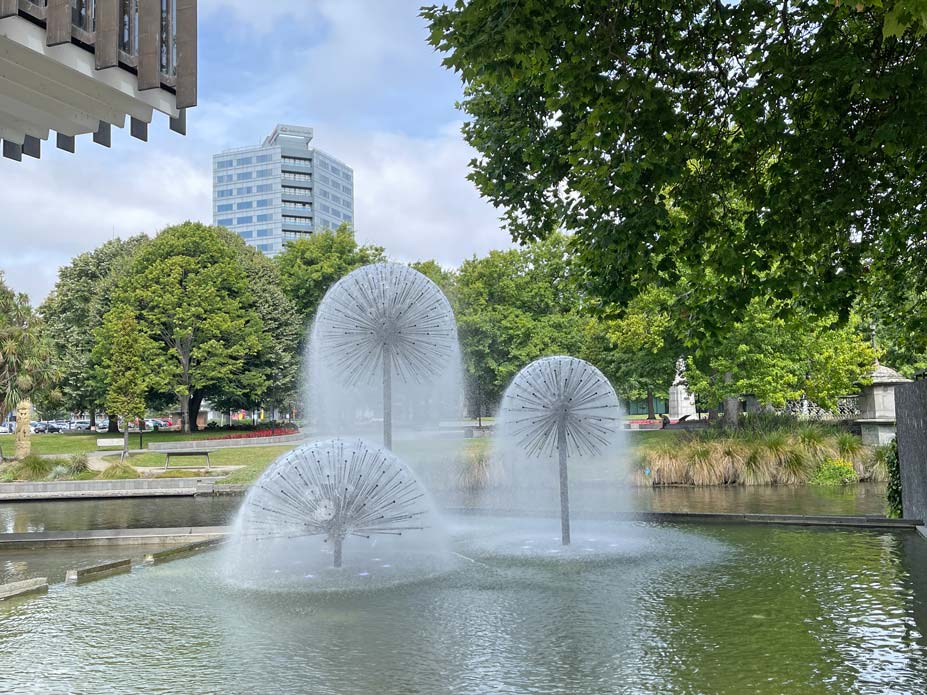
99 460 139 480
66 454 89 476
636 421 875 487
3 455 56 481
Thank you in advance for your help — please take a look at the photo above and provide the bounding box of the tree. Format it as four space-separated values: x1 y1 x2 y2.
424 1 927 333
95 308 149 459
685 299 876 425
210 230 301 420
117 222 264 433
275 225 386 326
456 234 597 414
597 287 682 420
0 274 58 458
41 237 146 431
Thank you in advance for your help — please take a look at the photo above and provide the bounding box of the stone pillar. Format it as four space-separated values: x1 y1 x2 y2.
896 380 927 522
668 383 696 420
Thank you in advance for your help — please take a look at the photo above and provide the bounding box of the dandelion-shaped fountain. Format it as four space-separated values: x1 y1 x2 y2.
237 438 430 568
313 263 458 449
499 356 621 545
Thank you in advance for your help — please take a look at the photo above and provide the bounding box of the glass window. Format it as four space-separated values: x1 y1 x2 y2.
215 174 233 184
239 230 253 239
237 201 253 210
236 157 253 166
257 229 272 238
237 187 253 195
256 213 273 222
258 243 273 252
319 204 330 213
255 183 273 193
257 169 273 178
255 153 273 163
217 203 233 212
342 213 353 221
319 190 329 199
237 216 253 224
341 184 352 195
216 159 233 170
217 189 234 198
256 199 271 208
217 217 234 226
236 172 252 181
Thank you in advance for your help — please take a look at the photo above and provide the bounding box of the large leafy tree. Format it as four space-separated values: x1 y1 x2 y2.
41 237 146 431
685 299 876 424
275 225 386 326
456 233 597 414
117 222 264 433
95 308 150 458
595 287 682 420
0 274 58 458
211 230 302 419
424 1 927 333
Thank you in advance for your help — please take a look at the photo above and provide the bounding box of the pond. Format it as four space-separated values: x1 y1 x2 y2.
0 518 924 694
0 482 890 535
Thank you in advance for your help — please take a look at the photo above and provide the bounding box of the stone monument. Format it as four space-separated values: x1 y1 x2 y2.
668 359 697 420
857 364 911 446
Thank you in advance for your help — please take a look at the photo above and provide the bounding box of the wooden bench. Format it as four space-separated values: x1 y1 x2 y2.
164 449 213 470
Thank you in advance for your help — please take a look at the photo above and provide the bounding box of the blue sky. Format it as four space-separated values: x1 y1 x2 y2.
0 0 509 303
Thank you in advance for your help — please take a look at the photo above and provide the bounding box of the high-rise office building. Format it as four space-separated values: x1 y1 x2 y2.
212 124 355 255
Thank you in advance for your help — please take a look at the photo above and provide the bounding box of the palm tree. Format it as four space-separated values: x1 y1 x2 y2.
0 276 58 459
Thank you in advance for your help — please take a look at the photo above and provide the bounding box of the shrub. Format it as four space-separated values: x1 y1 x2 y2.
9 455 55 481
809 458 858 486
47 465 70 480
836 432 868 477
885 439 902 518
67 454 89 476
99 460 140 480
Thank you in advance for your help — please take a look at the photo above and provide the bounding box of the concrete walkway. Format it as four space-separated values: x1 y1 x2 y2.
0 478 239 501
0 526 229 548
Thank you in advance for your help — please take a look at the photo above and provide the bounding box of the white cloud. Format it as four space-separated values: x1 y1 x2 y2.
0 0 513 305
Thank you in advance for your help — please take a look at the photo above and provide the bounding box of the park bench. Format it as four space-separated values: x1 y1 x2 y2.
164 449 213 470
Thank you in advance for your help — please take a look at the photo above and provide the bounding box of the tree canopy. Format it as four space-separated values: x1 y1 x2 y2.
424 1 927 334
117 222 264 432
275 225 386 326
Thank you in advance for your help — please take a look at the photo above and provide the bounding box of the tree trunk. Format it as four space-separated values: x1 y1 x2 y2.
646 388 656 421
189 394 203 433
14 400 31 459
722 372 739 429
107 413 119 433
122 419 129 462
89 410 97 431
180 396 190 434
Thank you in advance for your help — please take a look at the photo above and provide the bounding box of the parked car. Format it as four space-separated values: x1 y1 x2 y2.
0 422 13 434
72 420 91 431
31 421 46 433
43 422 63 433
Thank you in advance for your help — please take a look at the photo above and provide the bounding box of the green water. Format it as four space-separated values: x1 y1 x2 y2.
1 519 925 694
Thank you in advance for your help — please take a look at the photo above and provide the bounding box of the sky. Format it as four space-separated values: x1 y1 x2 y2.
0 0 511 304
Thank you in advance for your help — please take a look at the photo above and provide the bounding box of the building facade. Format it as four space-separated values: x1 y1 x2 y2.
0 0 196 160
212 124 355 256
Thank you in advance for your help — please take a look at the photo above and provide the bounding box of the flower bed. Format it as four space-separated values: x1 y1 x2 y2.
212 427 299 441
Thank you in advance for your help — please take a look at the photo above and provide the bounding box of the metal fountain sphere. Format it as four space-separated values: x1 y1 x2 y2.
501 355 621 458
237 438 429 568
500 356 621 545
314 262 458 387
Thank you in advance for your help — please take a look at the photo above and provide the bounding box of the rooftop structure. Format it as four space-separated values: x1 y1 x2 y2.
0 0 196 161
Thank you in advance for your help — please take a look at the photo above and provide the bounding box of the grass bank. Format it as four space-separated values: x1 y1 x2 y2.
633 422 883 487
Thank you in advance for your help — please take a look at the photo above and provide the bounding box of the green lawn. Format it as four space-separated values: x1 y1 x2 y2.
0 430 287 457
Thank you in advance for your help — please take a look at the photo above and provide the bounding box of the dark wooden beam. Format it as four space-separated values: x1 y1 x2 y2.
93 121 111 148
175 0 197 109
130 117 148 141
56 133 75 153
95 0 119 69
137 0 161 90
22 135 40 159
2 140 22 161
46 0 71 47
